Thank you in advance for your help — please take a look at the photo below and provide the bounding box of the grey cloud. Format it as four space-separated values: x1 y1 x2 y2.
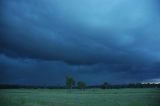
1 0 160 65
0 0 160 84
0 53 160 85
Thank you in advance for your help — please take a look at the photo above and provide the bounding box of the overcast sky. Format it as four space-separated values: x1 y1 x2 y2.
0 0 160 85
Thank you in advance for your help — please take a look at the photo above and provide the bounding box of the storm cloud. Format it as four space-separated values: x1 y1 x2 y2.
0 0 160 85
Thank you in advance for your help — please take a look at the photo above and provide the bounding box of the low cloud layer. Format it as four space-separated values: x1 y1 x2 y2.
0 0 160 85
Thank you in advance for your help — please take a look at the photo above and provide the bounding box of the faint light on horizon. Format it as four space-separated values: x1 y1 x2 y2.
141 78 160 84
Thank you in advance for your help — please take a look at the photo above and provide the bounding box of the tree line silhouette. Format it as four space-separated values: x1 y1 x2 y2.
0 83 159 89
0 76 160 89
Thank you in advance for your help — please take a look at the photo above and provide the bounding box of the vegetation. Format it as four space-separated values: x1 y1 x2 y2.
0 88 160 106
77 81 86 89
66 76 75 89
101 82 109 89
0 82 160 89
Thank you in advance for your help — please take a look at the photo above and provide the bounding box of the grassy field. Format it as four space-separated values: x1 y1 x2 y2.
0 88 160 106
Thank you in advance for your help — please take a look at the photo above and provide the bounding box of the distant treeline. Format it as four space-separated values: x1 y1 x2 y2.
0 83 160 89
0 84 65 89
93 83 160 89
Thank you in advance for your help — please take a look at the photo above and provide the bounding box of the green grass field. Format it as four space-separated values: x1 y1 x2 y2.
0 88 160 106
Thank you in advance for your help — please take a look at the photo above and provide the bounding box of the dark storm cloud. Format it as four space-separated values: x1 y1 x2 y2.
0 54 74 85
1 0 160 64
0 0 160 84
1 54 159 85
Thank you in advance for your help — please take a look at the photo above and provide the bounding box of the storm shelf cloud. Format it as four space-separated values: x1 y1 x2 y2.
0 0 160 85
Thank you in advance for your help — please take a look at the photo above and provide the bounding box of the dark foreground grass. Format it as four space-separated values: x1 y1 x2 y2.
0 88 160 106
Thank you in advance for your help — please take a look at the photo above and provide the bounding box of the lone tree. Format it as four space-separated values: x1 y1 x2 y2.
77 81 86 90
101 82 109 89
66 76 75 89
